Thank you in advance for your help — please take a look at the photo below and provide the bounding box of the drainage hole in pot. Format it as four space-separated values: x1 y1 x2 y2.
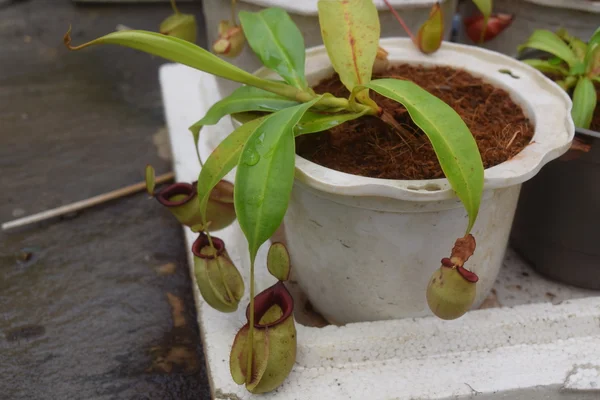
498 69 520 79
407 183 442 192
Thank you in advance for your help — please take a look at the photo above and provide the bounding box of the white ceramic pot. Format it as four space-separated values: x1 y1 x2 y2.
202 0 457 98
248 38 574 324
457 0 600 57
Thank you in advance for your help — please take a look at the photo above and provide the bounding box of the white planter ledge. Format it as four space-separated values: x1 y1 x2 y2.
159 62 600 400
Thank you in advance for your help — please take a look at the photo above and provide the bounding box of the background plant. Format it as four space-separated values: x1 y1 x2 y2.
519 27 600 130
65 0 485 393
383 0 503 53
159 0 197 43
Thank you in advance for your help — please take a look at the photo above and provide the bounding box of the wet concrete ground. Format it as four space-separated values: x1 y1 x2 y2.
1 1 211 399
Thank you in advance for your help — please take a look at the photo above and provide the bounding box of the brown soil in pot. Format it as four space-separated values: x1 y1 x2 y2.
296 64 535 180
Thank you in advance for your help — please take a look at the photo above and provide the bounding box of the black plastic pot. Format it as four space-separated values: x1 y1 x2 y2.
510 49 600 289
511 128 600 289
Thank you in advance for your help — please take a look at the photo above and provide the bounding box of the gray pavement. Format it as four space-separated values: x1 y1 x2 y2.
1 1 211 399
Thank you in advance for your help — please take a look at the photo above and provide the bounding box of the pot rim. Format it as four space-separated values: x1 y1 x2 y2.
236 0 451 16
575 127 600 140
250 37 575 202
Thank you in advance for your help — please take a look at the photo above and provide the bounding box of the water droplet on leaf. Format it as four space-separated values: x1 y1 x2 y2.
243 148 260 166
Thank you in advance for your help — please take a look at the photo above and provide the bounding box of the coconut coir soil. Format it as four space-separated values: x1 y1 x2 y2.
296 65 535 180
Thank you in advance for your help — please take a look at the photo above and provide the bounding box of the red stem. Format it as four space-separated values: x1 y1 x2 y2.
479 15 488 44
383 0 415 42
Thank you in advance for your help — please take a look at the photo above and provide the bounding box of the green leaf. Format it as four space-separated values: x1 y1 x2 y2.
364 79 484 233
471 0 492 43
239 8 308 90
521 59 569 76
556 28 587 61
231 112 266 125
190 124 203 166
518 30 579 68
64 29 299 99
232 109 368 137
317 0 380 106
196 117 266 220
235 98 320 261
589 27 600 48
189 86 300 161
556 75 578 91
548 56 563 66
190 86 299 135
571 77 597 129
295 109 368 136
472 0 492 18
585 43 600 77
145 164 156 196
568 38 588 62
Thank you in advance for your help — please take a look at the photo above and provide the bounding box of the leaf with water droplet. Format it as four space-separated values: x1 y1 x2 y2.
197 117 266 223
235 98 321 262
242 146 260 166
188 86 299 161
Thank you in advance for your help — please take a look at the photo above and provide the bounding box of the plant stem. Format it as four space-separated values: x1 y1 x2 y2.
258 79 377 115
246 257 256 385
170 0 179 14
195 144 204 168
380 110 413 148
231 0 238 26
383 0 415 42
479 16 488 44
205 230 215 249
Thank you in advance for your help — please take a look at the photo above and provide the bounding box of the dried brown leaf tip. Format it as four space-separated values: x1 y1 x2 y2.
63 26 73 48
376 46 389 60
449 234 476 267
373 45 390 73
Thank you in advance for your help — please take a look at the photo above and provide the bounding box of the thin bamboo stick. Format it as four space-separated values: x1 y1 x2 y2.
2 172 174 232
